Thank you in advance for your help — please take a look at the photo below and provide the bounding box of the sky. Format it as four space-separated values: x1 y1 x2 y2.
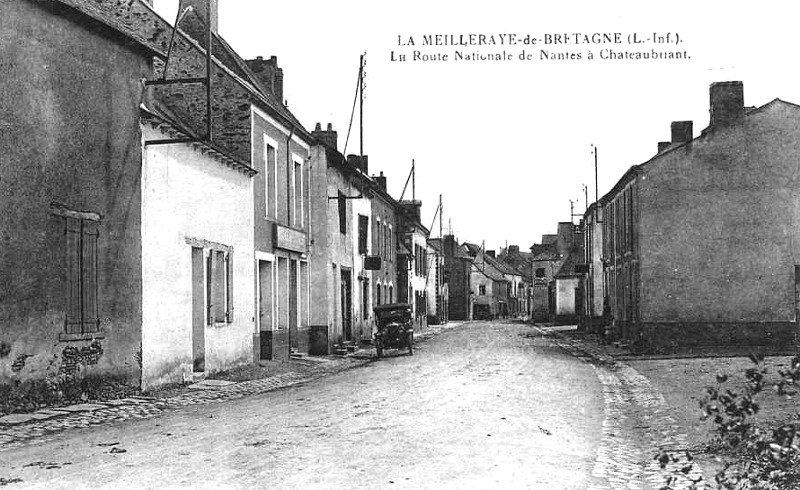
153 0 800 252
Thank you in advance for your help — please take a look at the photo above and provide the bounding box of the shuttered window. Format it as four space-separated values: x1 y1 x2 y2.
206 249 234 325
65 217 99 334
358 214 368 254
338 191 347 234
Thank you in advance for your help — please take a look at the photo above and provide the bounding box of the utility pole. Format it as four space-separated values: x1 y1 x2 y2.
412 159 416 201
592 144 599 207
359 53 365 156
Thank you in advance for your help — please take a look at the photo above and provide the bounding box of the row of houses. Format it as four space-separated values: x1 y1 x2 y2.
0 0 452 403
578 81 800 353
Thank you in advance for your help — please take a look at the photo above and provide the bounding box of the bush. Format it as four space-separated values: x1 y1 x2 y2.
658 353 800 489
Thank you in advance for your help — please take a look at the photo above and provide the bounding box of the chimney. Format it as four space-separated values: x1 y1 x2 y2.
557 222 574 253
508 245 519 256
486 250 496 259
311 122 338 150
671 120 693 143
657 141 671 153
245 55 284 104
184 0 218 33
709 81 744 128
400 200 422 223
373 171 387 191
444 235 456 257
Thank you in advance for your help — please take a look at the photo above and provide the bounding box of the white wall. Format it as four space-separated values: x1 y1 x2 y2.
141 124 255 389
556 277 579 316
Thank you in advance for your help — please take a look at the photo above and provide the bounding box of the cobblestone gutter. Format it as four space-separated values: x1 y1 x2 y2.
538 327 706 490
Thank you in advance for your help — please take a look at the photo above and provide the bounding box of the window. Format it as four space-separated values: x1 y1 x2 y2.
479 284 487 296
358 214 368 255
293 158 303 228
376 283 382 305
64 216 100 334
265 140 277 219
383 223 389 259
535 268 545 278
206 249 234 324
375 218 382 257
389 285 393 303
338 191 347 234
388 225 393 263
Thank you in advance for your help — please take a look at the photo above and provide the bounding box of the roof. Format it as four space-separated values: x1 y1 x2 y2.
463 243 516 281
532 251 560 262
140 103 256 176
599 97 800 204
175 14 308 135
54 0 168 57
553 250 582 278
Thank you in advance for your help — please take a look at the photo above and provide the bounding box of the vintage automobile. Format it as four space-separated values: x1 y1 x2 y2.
372 303 414 358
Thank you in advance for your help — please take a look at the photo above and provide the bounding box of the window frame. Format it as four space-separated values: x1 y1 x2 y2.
264 136 278 220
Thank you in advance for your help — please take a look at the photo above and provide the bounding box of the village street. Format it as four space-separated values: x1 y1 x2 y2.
0 323 701 490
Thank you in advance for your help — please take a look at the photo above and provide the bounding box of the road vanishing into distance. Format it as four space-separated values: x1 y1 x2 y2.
1 322 697 489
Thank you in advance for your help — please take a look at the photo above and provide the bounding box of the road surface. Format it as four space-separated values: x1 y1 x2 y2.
1 322 606 489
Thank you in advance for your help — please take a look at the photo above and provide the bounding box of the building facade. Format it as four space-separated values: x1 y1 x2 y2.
601 81 800 352
140 112 256 388
150 1 315 361
0 0 163 403
396 201 431 331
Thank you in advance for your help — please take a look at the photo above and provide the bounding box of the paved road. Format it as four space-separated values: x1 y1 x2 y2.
0 322 608 489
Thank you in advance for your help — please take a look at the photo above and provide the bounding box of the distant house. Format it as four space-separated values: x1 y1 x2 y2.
497 245 533 318
369 171 399 333
308 124 383 353
426 238 450 324
581 203 605 333
600 81 800 352
464 244 511 319
441 235 473 321
529 223 583 322
396 201 431 331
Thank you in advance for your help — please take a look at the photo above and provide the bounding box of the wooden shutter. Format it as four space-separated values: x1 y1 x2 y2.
213 251 225 323
81 220 99 332
225 251 234 323
358 215 368 254
206 252 214 325
65 217 82 334
338 191 346 234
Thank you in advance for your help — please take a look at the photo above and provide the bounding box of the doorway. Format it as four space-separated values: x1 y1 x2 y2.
191 247 205 372
258 259 274 360
341 269 353 341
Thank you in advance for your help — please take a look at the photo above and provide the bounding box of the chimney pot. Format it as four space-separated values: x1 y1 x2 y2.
327 123 333 131
657 141 671 153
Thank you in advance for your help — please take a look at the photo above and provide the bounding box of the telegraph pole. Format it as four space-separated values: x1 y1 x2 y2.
359 53 364 156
